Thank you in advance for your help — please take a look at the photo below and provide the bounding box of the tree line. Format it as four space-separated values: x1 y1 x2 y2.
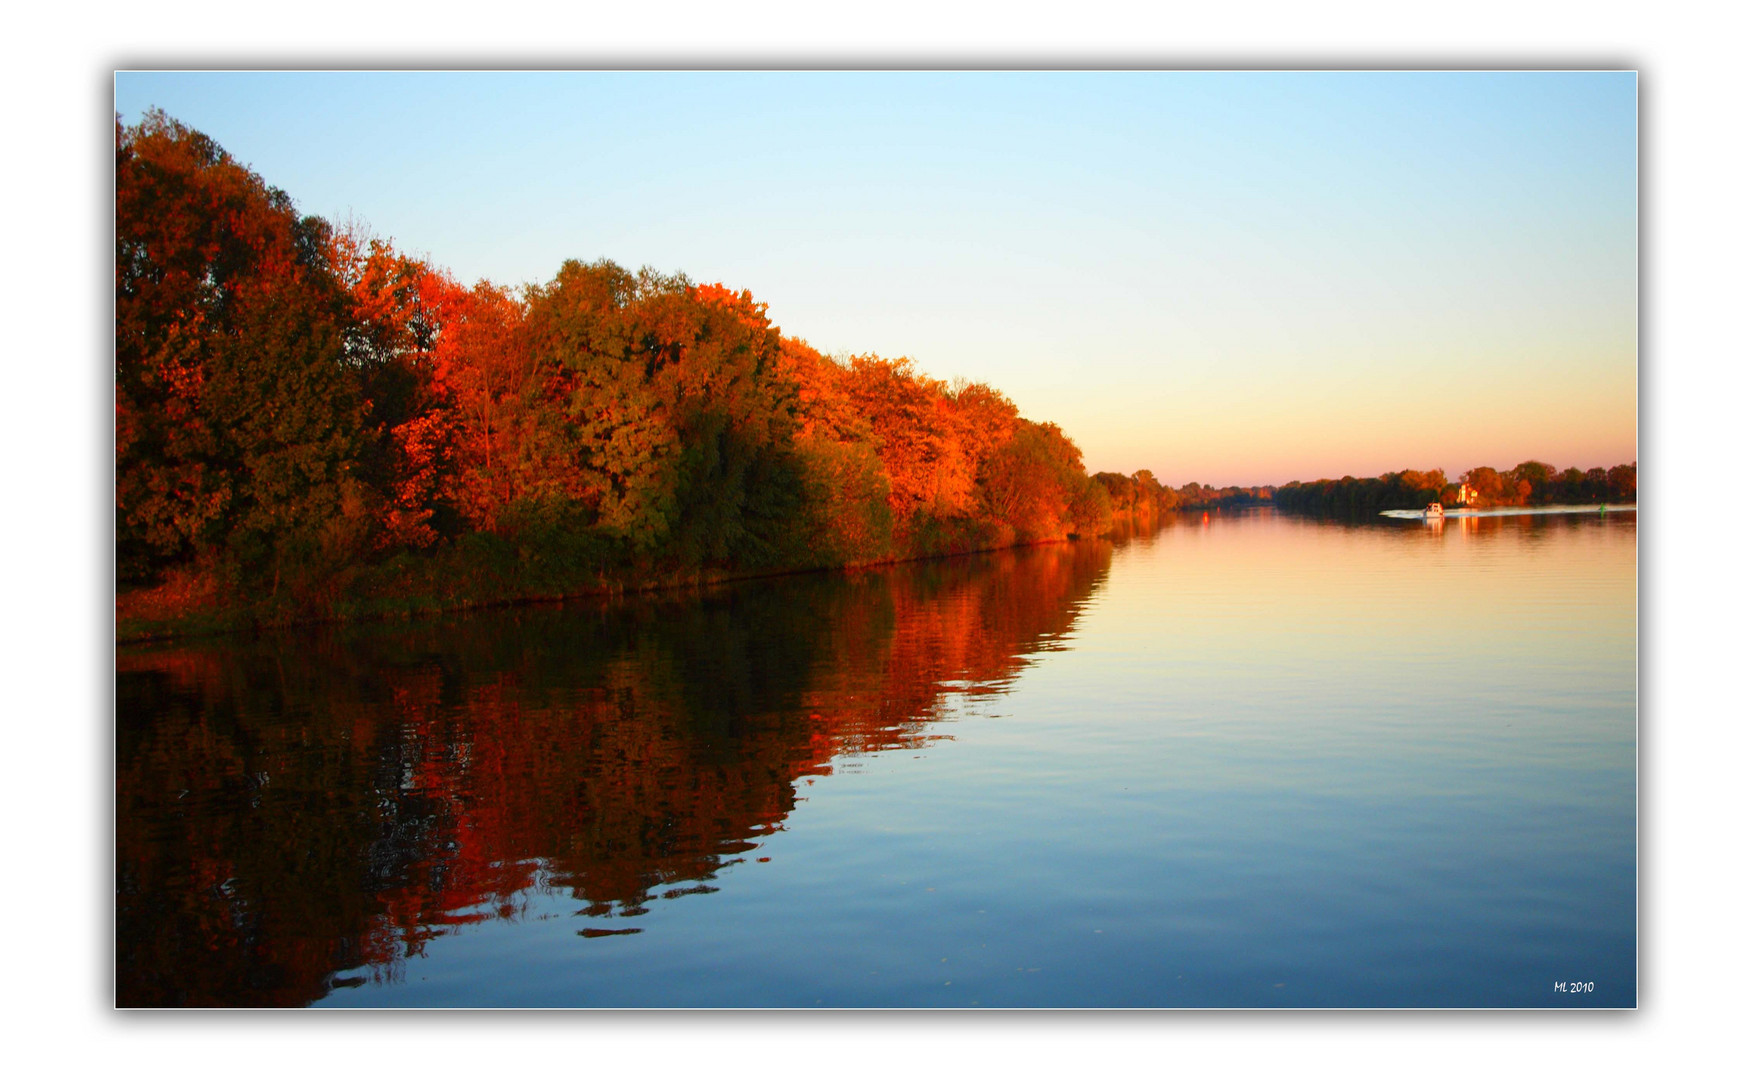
119 112 1137 625
1272 461 1637 517
1093 470 1274 521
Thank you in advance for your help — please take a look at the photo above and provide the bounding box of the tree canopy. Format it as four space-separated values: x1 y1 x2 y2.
117 113 1138 623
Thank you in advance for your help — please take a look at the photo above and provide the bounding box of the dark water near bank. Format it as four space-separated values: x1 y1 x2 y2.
115 509 1636 1007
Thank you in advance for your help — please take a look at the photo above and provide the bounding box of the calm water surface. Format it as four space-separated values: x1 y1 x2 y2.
116 509 1636 1007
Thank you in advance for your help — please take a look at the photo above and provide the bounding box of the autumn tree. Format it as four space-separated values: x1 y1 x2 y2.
326 223 458 550
517 264 806 568
838 354 963 538
117 111 376 588
980 421 1110 543
420 276 531 530
660 281 807 567
1607 462 1637 501
773 337 893 565
1510 460 1556 503
1463 466 1504 505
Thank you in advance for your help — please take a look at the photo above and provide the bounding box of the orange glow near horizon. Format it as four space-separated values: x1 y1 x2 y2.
1066 360 1636 487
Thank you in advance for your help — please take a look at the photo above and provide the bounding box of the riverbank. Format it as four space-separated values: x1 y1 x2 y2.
115 529 1106 645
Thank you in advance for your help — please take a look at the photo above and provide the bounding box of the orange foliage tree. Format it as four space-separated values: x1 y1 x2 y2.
118 112 1130 615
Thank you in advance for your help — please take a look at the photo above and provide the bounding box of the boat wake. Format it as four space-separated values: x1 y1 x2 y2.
1380 505 1636 520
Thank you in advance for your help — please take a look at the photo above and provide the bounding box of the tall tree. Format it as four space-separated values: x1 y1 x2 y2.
423 275 531 531
326 223 457 550
519 264 806 566
117 111 374 587
773 337 893 565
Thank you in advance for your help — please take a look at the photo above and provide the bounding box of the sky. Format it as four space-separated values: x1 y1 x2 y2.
114 71 1636 487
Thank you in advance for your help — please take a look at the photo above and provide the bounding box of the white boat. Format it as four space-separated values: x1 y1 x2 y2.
1424 502 1445 519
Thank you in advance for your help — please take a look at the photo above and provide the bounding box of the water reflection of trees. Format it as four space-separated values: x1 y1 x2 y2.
116 541 1111 1006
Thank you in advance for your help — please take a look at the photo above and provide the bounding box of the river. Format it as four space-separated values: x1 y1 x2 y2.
115 508 1637 1007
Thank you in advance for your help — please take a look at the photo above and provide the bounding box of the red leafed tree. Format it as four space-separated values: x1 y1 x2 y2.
116 110 376 586
421 274 533 531
326 223 458 550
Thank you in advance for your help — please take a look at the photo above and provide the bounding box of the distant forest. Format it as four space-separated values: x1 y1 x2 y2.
116 112 1247 633
1095 473 1274 516
1273 462 1637 517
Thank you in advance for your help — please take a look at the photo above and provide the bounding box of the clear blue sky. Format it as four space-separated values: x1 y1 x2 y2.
115 71 1636 486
